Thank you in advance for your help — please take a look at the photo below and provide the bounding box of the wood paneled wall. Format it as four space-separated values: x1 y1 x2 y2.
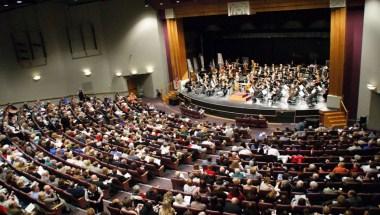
166 19 188 81
329 7 347 96
172 0 330 18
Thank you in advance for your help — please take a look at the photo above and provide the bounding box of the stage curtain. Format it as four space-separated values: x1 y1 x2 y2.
173 0 330 18
165 19 188 81
343 5 364 119
329 7 347 97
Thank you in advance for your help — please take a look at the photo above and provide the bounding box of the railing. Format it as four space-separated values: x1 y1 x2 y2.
340 99 349 122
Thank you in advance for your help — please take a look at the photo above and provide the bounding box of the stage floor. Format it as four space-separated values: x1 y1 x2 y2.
180 90 329 111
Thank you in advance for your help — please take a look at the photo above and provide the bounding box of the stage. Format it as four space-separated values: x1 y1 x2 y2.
178 91 330 123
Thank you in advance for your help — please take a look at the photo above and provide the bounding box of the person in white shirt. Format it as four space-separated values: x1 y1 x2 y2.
183 179 196 193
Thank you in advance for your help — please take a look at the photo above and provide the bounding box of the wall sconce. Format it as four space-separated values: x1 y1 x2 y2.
367 83 377 91
32 74 41 81
83 68 92 77
146 66 154 73
131 69 138 75
115 70 122 77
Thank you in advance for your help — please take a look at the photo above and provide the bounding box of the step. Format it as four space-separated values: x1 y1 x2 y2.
329 119 347 124
327 116 346 120
323 111 346 116
329 123 347 128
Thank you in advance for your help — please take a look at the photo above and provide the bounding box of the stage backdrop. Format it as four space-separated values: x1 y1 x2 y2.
183 9 330 65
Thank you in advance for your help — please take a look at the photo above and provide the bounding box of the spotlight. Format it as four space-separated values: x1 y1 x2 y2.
16 1 22 4
176 0 180 3
160 2 163 6
4 4 8 7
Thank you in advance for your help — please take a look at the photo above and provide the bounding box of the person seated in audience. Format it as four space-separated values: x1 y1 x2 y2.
291 195 311 207
264 189 278 203
307 181 320 193
224 197 242 214
183 179 197 194
260 177 275 192
173 193 189 207
120 198 138 215
145 187 162 203
231 168 245 179
246 166 262 181
346 190 362 207
332 162 350 175
227 185 245 202
190 194 207 211
29 184 40 200
292 180 306 193
192 181 211 198
84 184 104 213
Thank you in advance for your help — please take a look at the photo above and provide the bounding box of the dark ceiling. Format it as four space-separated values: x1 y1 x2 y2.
0 0 109 13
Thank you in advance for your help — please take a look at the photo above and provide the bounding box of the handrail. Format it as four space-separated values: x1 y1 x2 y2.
340 99 349 122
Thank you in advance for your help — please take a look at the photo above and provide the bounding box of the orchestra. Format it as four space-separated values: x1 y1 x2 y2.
185 57 329 107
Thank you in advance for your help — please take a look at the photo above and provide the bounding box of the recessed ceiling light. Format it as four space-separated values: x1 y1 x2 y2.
3 4 8 7
16 1 22 4
176 0 180 3
160 2 163 6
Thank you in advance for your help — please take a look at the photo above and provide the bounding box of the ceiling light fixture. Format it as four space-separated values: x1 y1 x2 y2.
160 2 164 6
4 4 8 7
16 1 22 4
176 0 180 3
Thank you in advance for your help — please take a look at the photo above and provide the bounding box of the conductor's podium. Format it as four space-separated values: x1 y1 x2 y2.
229 92 251 102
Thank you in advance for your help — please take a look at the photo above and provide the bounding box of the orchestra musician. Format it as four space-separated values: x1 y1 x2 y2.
185 56 329 107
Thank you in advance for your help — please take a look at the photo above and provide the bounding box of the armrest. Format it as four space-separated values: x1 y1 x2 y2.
140 171 149 184
77 197 87 209
158 165 165 176
184 154 192 164
122 178 130 190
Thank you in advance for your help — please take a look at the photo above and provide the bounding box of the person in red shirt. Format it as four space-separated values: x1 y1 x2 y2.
204 165 216 176
332 162 350 175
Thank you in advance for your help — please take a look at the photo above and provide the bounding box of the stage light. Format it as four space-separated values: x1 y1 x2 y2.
131 69 138 75
33 74 41 81
115 70 122 77
146 66 154 73
367 83 377 91
83 68 92 77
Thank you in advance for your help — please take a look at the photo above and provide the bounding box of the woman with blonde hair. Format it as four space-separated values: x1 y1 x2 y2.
159 201 176 215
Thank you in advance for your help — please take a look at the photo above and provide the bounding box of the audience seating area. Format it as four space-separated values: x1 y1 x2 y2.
0 94 379 215
235 116 268 128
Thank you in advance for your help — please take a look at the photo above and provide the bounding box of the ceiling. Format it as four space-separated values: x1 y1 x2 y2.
0 0 108 13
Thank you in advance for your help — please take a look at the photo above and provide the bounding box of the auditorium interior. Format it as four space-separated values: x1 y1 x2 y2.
0 0 380 214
